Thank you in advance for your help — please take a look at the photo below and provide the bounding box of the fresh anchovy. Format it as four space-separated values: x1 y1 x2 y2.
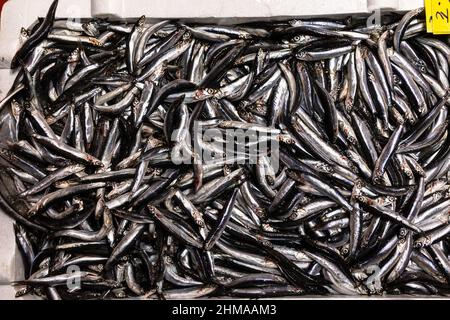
31 134 103 166
20 164 85 196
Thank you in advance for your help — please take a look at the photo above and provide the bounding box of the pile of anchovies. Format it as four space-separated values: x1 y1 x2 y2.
0 0 450 299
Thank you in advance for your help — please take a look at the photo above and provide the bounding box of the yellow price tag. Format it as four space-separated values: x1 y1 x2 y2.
430 0 450 34
425 0 433 32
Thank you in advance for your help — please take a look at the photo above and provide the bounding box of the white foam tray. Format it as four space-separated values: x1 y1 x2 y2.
0 0 423 299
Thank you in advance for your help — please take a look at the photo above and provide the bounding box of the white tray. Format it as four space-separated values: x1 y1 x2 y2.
0 0 423 299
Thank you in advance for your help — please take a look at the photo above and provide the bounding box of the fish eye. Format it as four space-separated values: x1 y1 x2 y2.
296 52 306 59
183 31 192 40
